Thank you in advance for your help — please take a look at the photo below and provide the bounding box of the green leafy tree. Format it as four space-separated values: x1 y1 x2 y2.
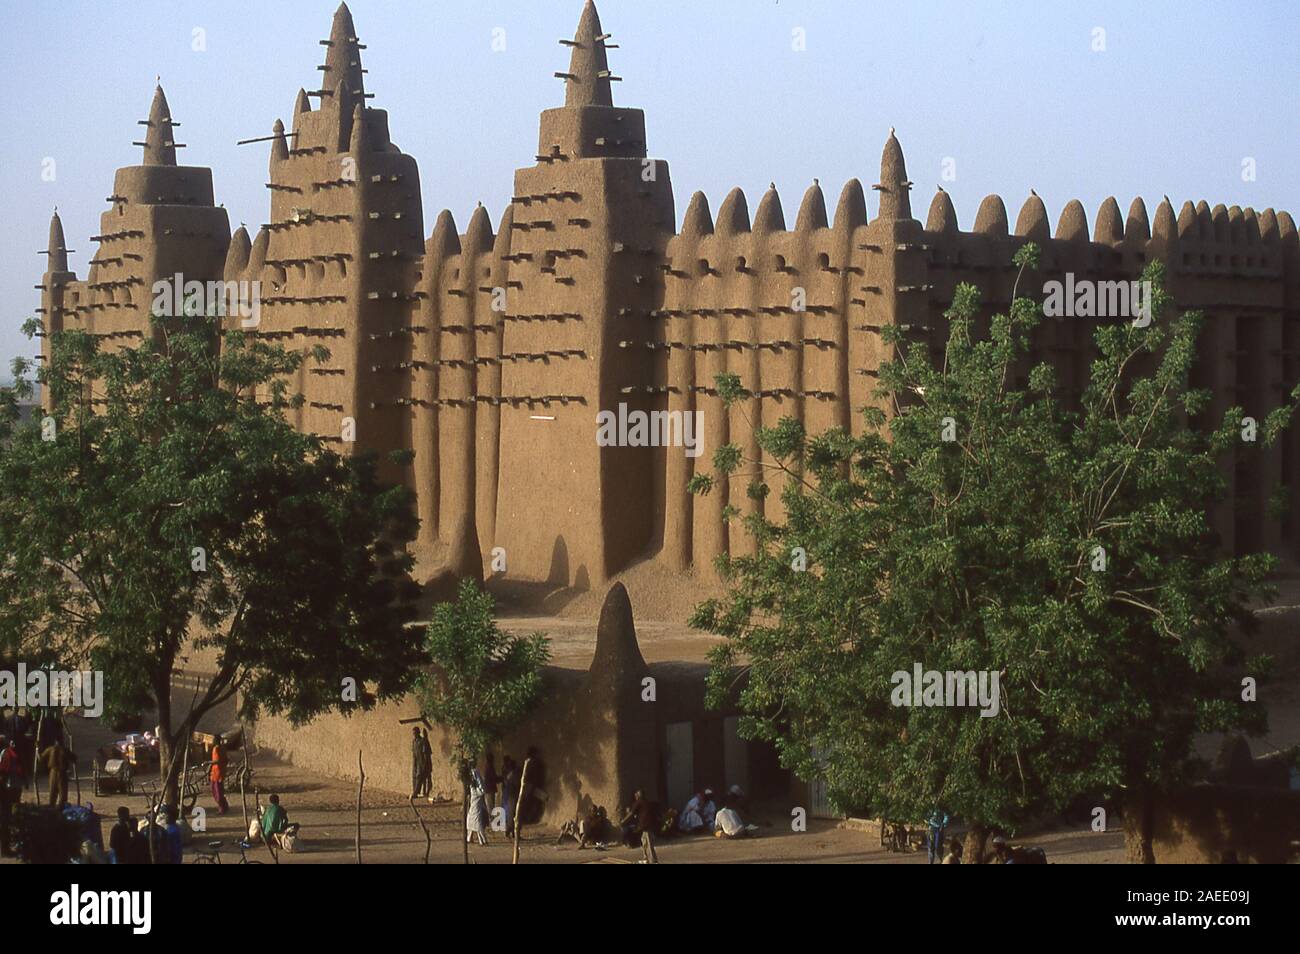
691 250 1296 863
414 579 549 863
0 313 422 807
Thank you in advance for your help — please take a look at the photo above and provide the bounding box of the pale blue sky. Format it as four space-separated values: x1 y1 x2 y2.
2 0 1297 378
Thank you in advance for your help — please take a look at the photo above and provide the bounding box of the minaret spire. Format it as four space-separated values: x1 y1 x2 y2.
562 0 614 107
322 3 365 99
142 85 179 166
46 210 69 272
875 129 912 221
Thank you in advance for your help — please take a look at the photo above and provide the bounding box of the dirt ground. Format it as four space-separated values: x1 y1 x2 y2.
3 746 1124 865
5 569 1292 866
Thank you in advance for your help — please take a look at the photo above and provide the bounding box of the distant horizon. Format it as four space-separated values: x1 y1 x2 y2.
3 0 1297 374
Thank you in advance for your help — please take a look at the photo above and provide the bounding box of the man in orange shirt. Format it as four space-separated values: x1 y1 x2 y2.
209 735 230 815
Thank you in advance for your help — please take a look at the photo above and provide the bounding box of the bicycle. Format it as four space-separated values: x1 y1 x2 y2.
190 838 264 864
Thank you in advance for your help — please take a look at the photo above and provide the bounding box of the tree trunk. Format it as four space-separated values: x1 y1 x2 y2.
154 676 182 810
1124 784 1156 864
964 824 990 864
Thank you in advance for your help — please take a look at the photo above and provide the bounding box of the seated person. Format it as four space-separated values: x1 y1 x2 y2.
578 805 609 847
678 788 718 833
259 793 298 848
659 806 679 837
942 838 963 864
713 797 756 839
159 809 183 865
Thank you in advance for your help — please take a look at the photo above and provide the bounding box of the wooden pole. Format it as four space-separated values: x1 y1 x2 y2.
32 711 44 804
67 718 81 806
146 790 158 865
177 730 189 818
512 758 531 865
408 796 431 864
355 751 365 864
239 757 250 837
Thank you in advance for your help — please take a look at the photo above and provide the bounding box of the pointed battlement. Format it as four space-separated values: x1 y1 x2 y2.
875 130 913 222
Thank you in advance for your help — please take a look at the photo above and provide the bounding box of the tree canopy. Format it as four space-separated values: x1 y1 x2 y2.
0 313 422 799
690 252 1296 860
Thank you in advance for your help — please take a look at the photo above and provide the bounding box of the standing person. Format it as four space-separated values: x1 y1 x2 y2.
465 764 489 846
620 790 660 864
109 806 135 864
501 755 519 836
409 726 426 799
927 808 949 865
7 712 34 790
0 734 23 857
418 729 433 798
208 735 230 815
38 738 74 807
481 752 501 813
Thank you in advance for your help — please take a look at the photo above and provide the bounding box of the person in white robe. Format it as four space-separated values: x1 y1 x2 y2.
466 765 489 845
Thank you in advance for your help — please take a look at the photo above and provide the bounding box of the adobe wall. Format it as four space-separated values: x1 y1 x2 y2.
246 583 764 825
1141 785 1300 864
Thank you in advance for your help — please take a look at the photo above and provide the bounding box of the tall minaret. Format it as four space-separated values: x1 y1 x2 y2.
81 86 230 351
37 210 76 412
244 2 422 476
848 131 926 429
494 0 675 587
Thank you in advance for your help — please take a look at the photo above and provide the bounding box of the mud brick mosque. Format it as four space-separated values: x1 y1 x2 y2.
32 3 1300 818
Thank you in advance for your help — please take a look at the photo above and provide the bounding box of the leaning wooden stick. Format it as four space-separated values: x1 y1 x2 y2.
355 751 365 864
512 758 531 865
239 758 250 841
408 796 431 864
177 733 189 817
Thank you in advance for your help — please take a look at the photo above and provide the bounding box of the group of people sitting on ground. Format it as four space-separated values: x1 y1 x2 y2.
677 785 756 839
555 783 758 862
938 834 1047 864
